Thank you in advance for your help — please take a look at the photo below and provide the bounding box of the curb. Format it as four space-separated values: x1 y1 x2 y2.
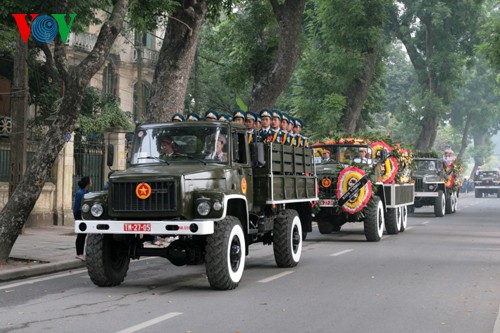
0 260 86 282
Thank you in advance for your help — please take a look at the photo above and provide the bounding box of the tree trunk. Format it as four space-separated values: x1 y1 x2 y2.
145 0 208 123
470 133 486 179
457 112 472 162
0 0 130 264
340 47 379 133
414 113 439 151
248 0 306 112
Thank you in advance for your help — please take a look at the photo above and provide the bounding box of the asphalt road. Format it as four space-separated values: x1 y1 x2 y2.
1 192 499 333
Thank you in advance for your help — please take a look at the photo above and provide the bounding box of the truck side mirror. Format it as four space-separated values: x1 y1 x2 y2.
107 144 114 167
251 142 266 168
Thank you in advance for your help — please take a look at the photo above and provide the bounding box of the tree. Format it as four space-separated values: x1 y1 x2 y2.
390 0 485 150
0 0 130 263
144 0 239 122
282 0 389 139
450 56 500 176
247 0 306 112
477 0 500 68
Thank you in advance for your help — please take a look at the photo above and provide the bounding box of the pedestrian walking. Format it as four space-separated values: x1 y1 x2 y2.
74 176 92 261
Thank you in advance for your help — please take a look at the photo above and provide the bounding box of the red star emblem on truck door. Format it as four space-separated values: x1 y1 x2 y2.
136 182 151 200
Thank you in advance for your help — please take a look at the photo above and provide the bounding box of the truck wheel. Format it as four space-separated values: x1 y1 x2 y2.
451 192 458 213
434 191 445 217
475 190 481 198
385 208 400 235
205 216 245 290
317 221 333 234
273 209 302 267
86 234 130 287
364 196 384 242
399 206 408 232
445 191 457 214
316 215 334 234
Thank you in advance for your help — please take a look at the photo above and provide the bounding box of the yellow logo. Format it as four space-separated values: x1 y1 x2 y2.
241 178 247 194
136 182 151 200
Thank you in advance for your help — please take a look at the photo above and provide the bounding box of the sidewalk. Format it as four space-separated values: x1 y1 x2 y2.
0 226 86 282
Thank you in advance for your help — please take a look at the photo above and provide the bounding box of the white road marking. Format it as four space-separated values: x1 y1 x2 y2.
406 226 414 230
422 221 430 225
115 312 183 333
257 271 294 283
0 257 160 290
0 269 87 291
493 304 500 333
330 249 353 257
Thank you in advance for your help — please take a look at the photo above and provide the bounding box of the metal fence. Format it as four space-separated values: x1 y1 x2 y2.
0 139 38 182
73 139 106 194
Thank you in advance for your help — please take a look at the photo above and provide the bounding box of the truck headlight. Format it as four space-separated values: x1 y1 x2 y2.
197 201 211 216
428 184 435 190
91 203 104 217
81 203 90 213
213 201 222 211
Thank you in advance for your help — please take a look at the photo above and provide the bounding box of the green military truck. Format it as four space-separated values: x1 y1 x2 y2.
75 122 317 290
474 170 500 198
410 158 458 216
313 141 414 242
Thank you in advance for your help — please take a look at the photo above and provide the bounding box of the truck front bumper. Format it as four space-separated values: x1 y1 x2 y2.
415 192 439 197
75 220 215 235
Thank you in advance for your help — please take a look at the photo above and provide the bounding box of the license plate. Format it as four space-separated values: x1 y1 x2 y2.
124 223 151 232
319 199 335 206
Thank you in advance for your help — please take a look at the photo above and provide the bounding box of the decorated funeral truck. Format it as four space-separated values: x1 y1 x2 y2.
75 121 317 290
312 138 414 241
410 151 461 216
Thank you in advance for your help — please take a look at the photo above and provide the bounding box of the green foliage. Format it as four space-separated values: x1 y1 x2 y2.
282 0 390 139
477 2 500 68
78 90 133 134
183 1 278 115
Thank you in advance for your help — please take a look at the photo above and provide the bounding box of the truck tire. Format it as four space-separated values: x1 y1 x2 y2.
316 215 334 234
205 216 245 290
273 209 302 267
86 234 130 287
445 191 457 214
385 208 401 235
475 190 481 198
364 196 384 242
434 191 445 217
399 206 408 232
447 191 458 214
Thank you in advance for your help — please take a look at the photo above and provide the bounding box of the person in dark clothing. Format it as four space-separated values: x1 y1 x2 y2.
74 176 92 261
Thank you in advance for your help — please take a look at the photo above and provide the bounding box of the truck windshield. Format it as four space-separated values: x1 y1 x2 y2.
415 160 440 172
130 125 229 165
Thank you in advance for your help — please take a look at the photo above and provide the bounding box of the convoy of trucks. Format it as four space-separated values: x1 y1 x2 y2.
75 122 473 289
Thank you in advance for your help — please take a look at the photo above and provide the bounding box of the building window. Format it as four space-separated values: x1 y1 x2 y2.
103 63 118 97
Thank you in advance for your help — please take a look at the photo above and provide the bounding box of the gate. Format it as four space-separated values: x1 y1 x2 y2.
73 137 105 194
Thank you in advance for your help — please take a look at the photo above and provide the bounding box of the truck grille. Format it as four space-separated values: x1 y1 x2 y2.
319 176 336 197
414 178 423 191
111 181 177 212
